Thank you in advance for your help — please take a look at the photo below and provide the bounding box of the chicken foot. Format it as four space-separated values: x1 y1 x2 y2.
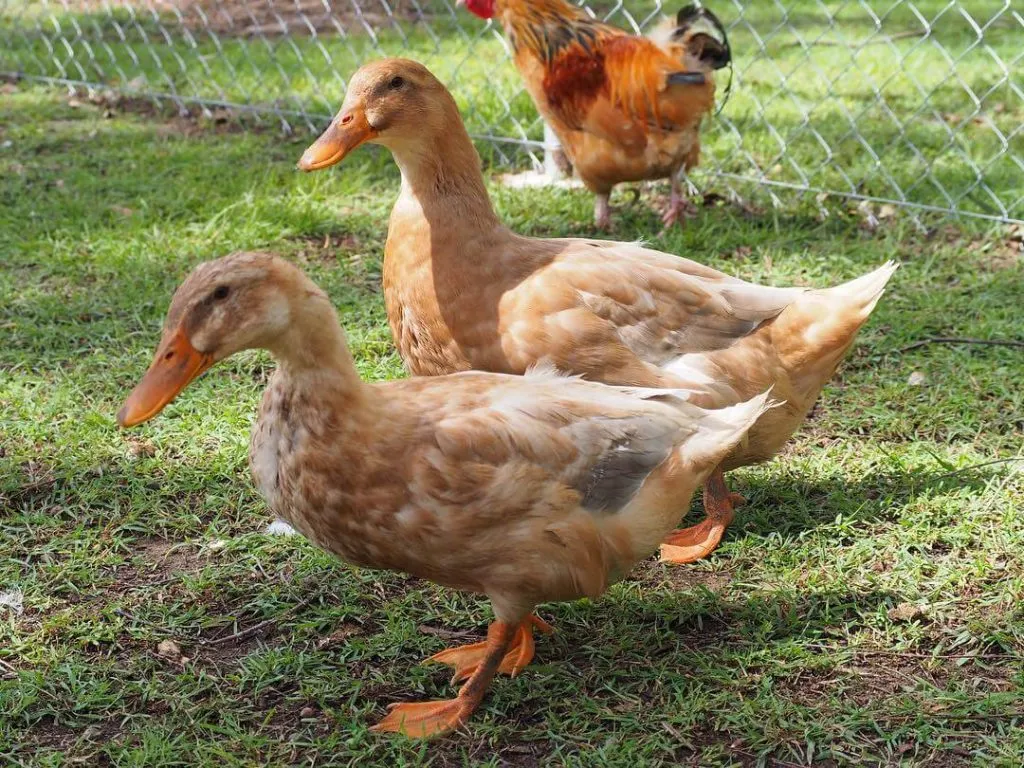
661 175 698 229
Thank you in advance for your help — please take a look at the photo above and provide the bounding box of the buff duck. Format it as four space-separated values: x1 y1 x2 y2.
117 252 773 738
297 58 897 565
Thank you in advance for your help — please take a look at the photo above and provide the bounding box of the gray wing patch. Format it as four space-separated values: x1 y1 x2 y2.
576 421 679 514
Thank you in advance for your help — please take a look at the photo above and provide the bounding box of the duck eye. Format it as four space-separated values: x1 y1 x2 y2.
389 76 404 90
212 285 230 301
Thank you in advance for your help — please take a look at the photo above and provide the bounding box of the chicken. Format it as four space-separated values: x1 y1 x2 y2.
297 58 897 565
461 0 731 228
117 251 773 737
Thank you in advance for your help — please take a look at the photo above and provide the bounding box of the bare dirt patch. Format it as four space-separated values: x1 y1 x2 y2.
62 0 426 38
631 555 733 593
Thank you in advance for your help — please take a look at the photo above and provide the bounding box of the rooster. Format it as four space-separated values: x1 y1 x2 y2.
462 0 731 228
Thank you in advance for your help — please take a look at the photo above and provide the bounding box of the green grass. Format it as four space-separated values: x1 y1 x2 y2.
2 0 1021 218
1 72 1024 767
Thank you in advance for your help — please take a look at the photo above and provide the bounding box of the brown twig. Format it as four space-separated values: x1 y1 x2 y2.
898 336 1024 353
200 597 312 647
804 642 1023 661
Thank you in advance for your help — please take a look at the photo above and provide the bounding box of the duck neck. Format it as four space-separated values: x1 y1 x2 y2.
267 290 365 404
385 109 502 233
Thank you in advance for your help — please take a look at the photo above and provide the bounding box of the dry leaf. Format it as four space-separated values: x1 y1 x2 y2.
157 639 184 661
907 371 927 386
887 603 925 622
126 438 155 458
0 589 23 616
315 623 362 650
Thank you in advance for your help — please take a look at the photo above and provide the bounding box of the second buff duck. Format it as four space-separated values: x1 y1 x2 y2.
298 58 897 564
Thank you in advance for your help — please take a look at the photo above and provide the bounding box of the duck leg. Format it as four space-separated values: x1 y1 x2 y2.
427 614 553 683
371 619 519 738
659 468 744 564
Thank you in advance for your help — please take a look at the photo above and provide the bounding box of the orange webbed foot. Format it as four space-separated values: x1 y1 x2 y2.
659 469 740 564
426 614 552 683
659 517 729 564
371 698 470 738
374 619 522 739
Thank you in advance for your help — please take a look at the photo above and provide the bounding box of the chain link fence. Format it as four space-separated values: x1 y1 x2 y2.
2 0 1021 223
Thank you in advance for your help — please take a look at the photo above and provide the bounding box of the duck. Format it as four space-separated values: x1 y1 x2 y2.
297 58 897 565
116 251 773 738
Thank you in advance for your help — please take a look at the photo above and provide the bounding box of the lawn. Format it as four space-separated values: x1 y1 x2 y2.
1 60 1024 768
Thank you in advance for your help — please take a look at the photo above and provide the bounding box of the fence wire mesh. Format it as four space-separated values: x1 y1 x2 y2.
2 0 1021 223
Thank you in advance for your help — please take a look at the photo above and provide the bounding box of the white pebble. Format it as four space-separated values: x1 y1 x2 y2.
265 519 299 536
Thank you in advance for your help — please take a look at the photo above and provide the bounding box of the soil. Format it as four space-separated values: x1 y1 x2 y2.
61 0 427 38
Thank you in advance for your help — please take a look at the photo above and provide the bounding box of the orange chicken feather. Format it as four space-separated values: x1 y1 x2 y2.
463 0 731 227
117 252 773 737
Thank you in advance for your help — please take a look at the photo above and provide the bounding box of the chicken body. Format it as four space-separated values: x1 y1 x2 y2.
465 0 731 227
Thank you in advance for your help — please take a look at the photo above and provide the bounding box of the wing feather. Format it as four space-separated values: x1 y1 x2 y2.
428 376 699 518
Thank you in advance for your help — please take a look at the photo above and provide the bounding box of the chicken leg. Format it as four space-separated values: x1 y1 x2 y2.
371 619 519 738
661 174 698 229
659 468 744 563
427 613 552 683
594 193 612 230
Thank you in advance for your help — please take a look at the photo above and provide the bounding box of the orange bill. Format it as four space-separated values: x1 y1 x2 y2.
297 108 377 171
117 328 214 427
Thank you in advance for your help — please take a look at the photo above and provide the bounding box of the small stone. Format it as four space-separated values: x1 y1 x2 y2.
907 371 927 386
299 706 317 719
